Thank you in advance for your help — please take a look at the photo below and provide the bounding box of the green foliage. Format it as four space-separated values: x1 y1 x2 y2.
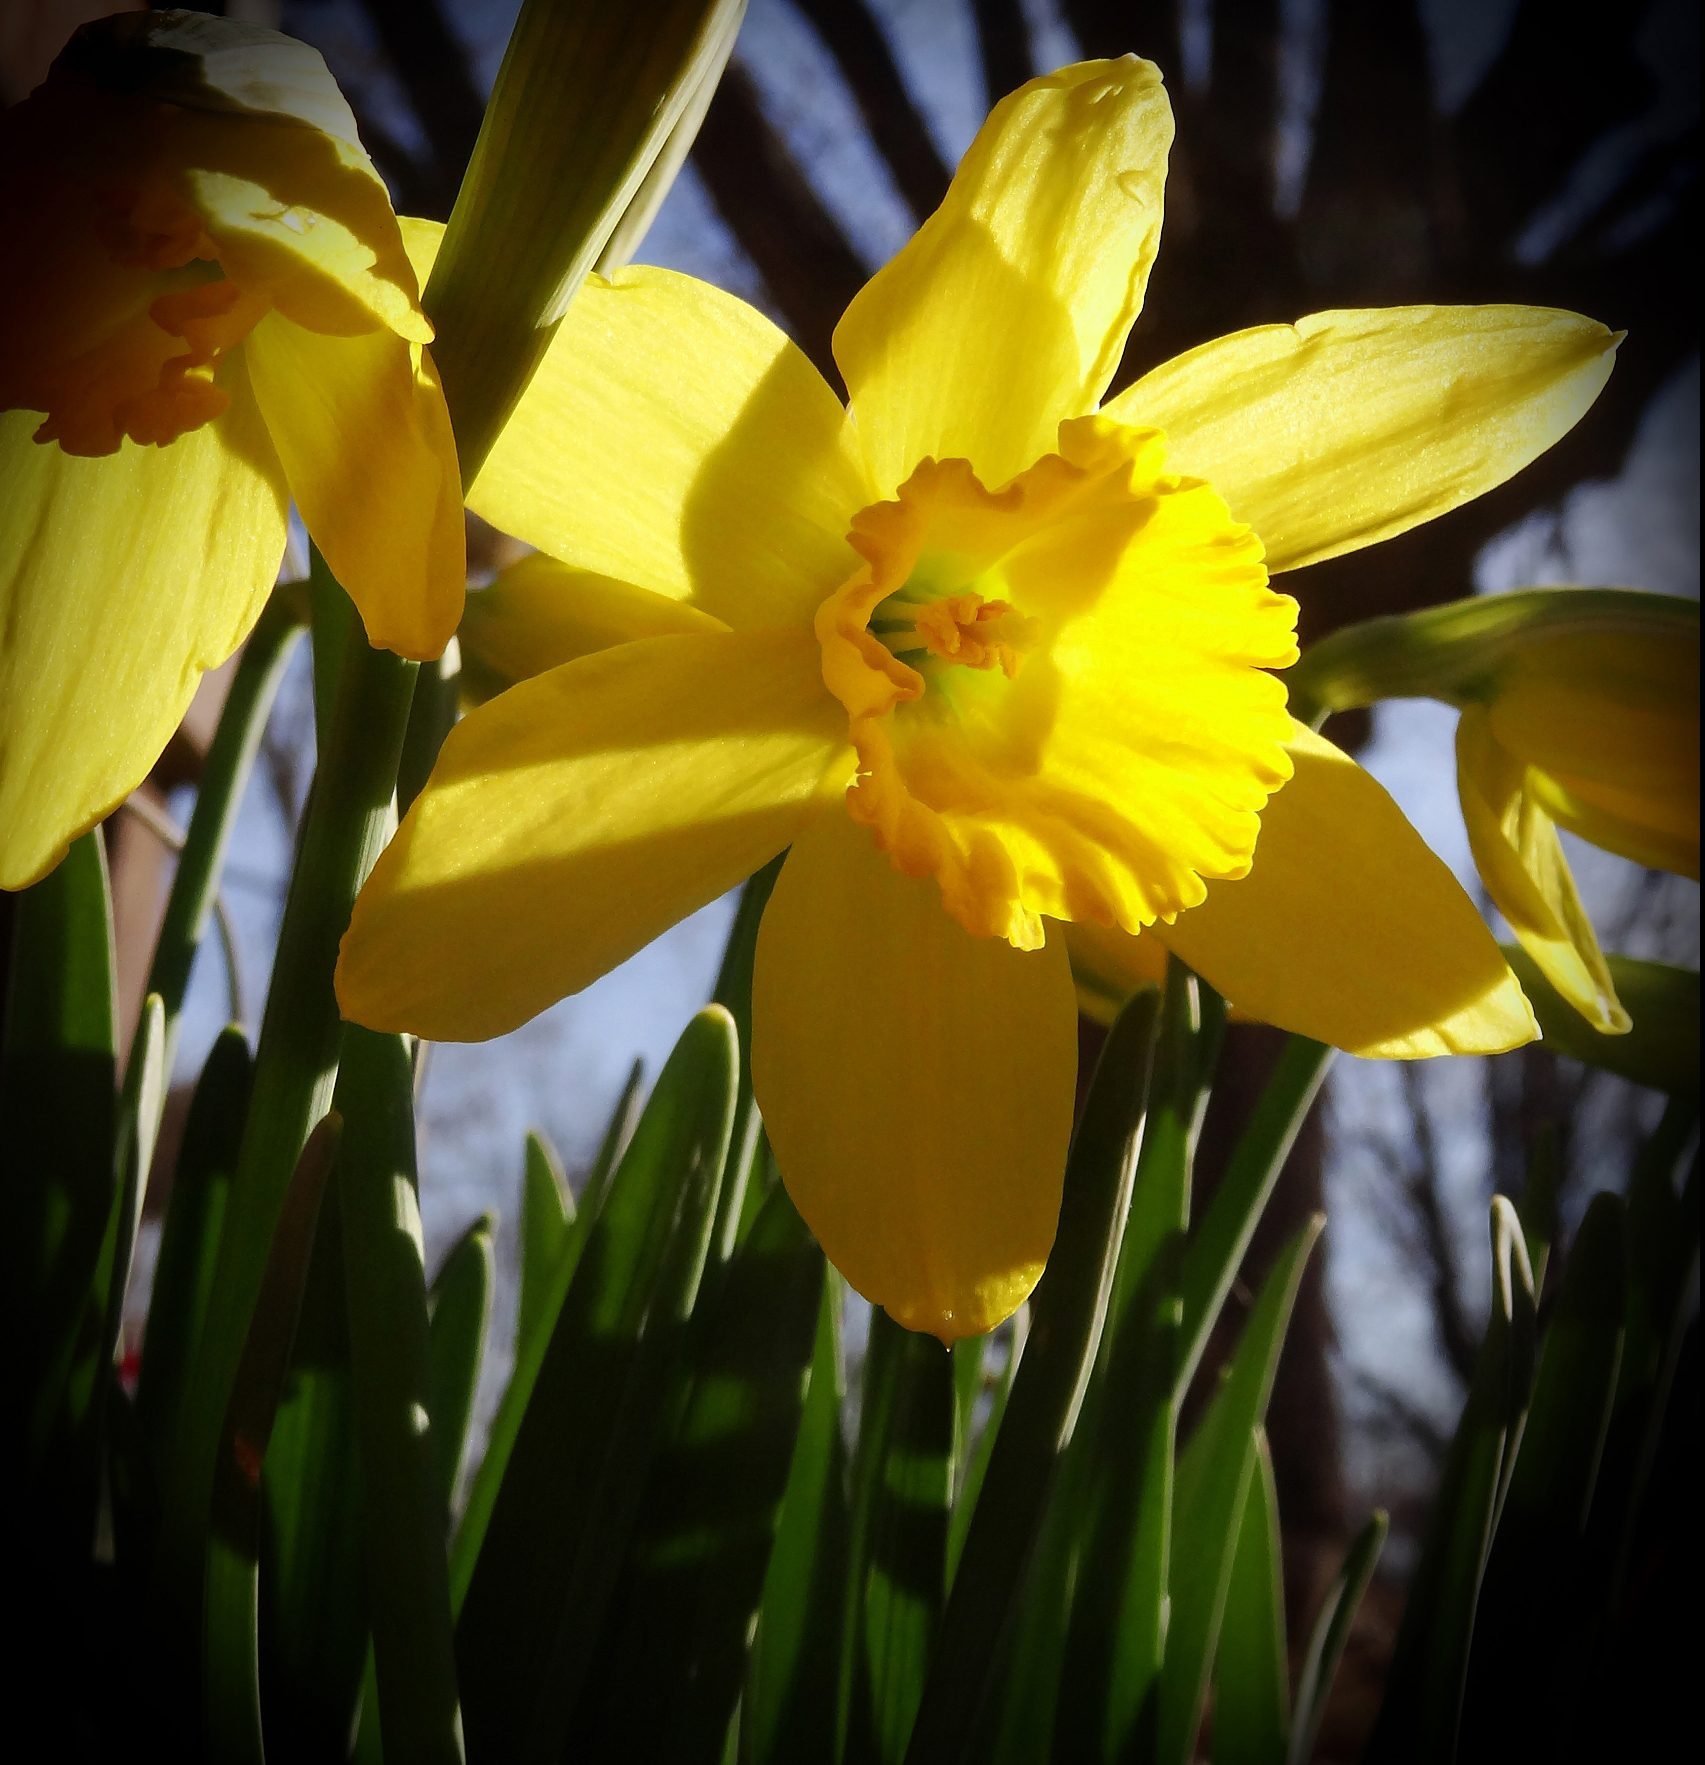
3 826 1695 1763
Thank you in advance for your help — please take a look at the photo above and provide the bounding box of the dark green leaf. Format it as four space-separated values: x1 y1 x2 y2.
564 1055 645 1271
144 596 301 1080
158 572 418 1654
1464 1191 1626 1750
428 1210 495 1514
1052 977 1183 1763
847 1309 955 1765
1160 1217 1322 1765
945 1314 1023 1586
1287 1512 1388 1765
258 1171 365 1756
518 1127 572 1352
710 856 783 1262
57 993 166 1537
138 1028 252 1487
1177 1036 1334 1397
0 828 117 1492
455 1005 735 1765
397 640 462 818
1366 1198 1537 1764
203 1113 341 1765
580 1180 824 1758
1503 945 1699 1097
338 1027 462 1764
1214 1430 1288 1765
745 1271 850 1765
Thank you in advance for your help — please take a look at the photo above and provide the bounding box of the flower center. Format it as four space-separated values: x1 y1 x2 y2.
871 587 1038 679
814 416 1300 948
17 178 268 455
0 94 270 457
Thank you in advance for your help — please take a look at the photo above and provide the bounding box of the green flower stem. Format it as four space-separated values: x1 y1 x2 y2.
1286 586 1694 716
143 592 304 1073
426 0 743 479
155 601 418 1648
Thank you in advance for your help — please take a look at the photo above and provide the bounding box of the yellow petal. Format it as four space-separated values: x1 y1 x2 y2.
1157 723 1538 1057
1106 307 1617 572
466 251 867 630
835 57 1172 499
751 811 1078 1341
1456 709 1628 1033
188 161 430 343
337 628 848 1040
0 375 287 889
47 14 431 344
245 311 463 659
1526 767 1700 881
459 554 728 701
1486 619 1700 878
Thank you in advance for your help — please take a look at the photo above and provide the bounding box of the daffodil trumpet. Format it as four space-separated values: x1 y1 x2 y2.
0 10 464 893
339 56 1616 1340
1291 586 1699 1034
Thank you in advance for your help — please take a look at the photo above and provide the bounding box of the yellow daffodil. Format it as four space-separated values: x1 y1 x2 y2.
1291 587 1699 1033
338 57 1615 1339
0 11 464 889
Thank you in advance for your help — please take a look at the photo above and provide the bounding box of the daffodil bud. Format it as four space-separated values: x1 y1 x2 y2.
1292 588 1699 1034
424 0 745 479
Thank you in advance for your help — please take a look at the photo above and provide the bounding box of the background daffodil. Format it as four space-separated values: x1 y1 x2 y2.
339 56 1615 1340
1290 586 1700 1034
0 11 464 891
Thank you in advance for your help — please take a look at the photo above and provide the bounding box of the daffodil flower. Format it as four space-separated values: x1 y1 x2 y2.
1289 587 1699 1034
339 57 1615 1339
0 11 464 890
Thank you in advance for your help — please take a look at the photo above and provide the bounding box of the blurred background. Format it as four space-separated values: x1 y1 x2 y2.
6 0 1696 1712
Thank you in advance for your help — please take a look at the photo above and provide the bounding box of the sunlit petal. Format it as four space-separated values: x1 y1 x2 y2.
1158 723 1538 1056
458 554 728 701
836 56 1172 497
437 224 868 629
752 811 1078 1341
0 374 286 888
338 628 848 1041
1106 306 1617 572
1457 708 1628 1033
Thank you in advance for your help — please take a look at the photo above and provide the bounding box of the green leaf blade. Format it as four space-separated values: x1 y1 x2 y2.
1214 1429 1289 1765
454 1004 736 1765
1159 1215 1323 1765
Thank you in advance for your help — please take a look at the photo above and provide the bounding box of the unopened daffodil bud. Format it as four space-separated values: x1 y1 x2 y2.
0 9 464 890
423 0 745 479
1292 587 1699 1034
